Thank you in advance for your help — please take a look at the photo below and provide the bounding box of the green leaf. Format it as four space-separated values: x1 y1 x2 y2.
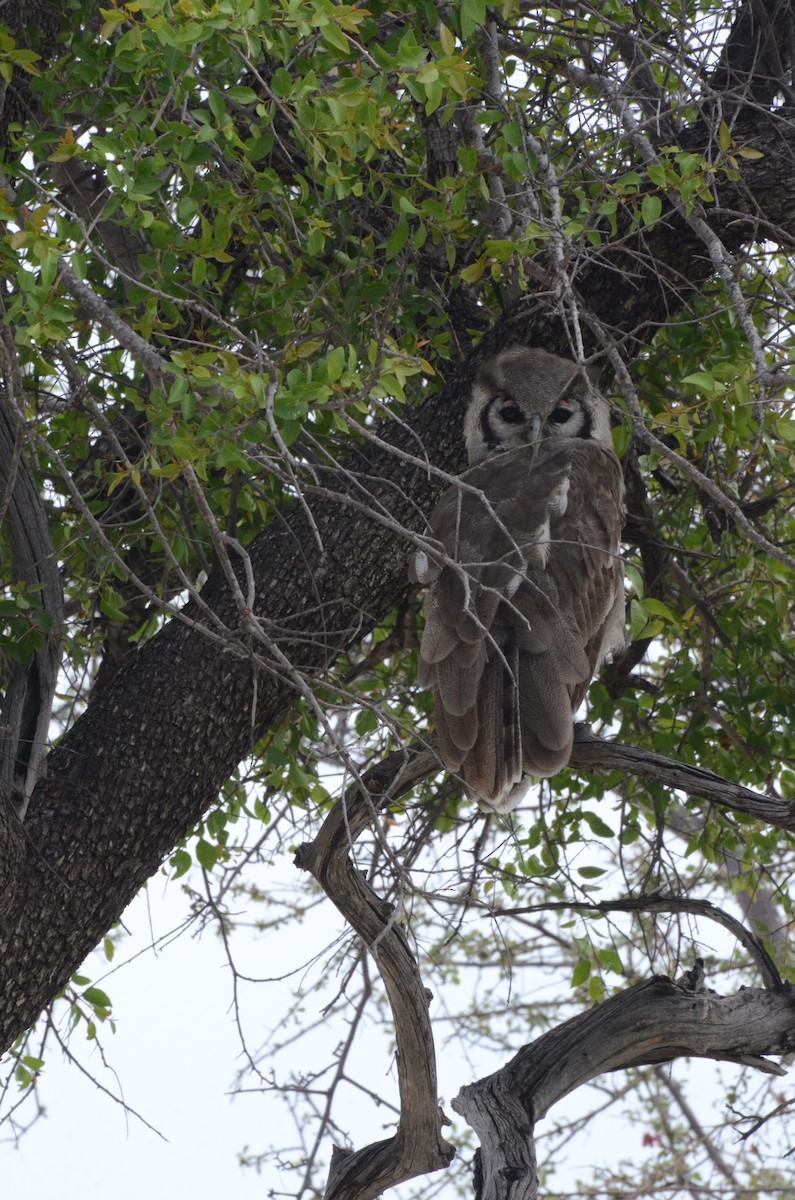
438 23 455 56
582 812 615 839
171 848 192 879
99 587 127 622
630 598 664 641
226 86 258 104
571 957 591 987
322 21 350 55
355 707 378 735
385 215 410 259
735 145 764 160
195 838 219 870
460 259 485 283
646 163 668 188
641 193 662 227
82 986 112 1009
588 975 607 1001
682 370 722 393
460 0 487 39
597 948 623 974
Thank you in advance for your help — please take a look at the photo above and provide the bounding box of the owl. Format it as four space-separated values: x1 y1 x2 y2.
411 346 625 813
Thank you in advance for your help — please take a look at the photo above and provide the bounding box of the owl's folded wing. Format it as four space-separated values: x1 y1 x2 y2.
413 441 624 809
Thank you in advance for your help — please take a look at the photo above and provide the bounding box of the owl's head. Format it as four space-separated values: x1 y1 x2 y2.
464 346 611 465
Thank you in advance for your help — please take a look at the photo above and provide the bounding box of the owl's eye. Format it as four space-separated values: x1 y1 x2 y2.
549 405 574 424
498 403 525 424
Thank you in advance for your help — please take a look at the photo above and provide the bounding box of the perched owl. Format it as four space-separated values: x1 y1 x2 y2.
411 346 625 812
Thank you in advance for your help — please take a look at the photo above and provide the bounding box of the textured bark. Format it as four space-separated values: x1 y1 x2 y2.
453 979 795 1200
0 390 63 816
570 725 795 832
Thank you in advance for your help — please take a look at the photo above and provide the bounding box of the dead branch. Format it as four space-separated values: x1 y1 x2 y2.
480 893 782 990
294 746 453 1200
454 976 795 1200
378 728 795 835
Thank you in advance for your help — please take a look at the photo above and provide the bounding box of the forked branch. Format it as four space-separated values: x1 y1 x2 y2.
454 976 795 1200
296 726 795 1200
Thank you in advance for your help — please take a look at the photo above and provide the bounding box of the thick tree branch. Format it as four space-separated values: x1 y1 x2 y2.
710 0 795 113
0 368 63 821
453 977 795 1200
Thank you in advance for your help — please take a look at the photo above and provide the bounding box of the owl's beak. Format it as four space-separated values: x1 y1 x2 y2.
529 413 544 445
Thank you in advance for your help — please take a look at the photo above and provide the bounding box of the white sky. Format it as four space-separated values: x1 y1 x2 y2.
0 841 775 1199
0 851 603 1198
1 878 277 1199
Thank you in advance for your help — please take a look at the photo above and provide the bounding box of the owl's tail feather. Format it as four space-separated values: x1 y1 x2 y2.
517 649 576 778
434 638 586 813
458 651 523 810
436 699 477 768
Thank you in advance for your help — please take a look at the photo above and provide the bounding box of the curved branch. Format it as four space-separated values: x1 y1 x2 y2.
453 977 795 1200
594 895 782 989
354 728 794 840
487 892 782 990
294 747 454 1200
571 724 795 831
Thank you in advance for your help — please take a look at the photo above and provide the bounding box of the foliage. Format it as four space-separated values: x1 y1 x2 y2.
1 0 795 1197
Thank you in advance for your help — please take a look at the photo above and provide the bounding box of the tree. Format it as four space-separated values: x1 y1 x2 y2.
2 0 795 1195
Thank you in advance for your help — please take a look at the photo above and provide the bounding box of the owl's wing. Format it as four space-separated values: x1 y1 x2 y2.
413 442 624 810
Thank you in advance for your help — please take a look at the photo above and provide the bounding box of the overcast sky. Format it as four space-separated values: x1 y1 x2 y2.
1 845 750 1199
1 871 309 1200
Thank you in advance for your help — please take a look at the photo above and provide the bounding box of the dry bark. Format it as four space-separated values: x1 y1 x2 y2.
296 747 795 1199
454 978 795 1200
0 389 63 821
295 749 455 1199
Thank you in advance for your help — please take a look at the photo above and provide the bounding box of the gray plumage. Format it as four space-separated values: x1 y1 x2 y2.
411 347 625 813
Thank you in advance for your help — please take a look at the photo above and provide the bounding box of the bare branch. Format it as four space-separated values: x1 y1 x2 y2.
454 978 795 1200
487 892 781 990
295 747 453 1200
570 724 795 832
56 261 169 384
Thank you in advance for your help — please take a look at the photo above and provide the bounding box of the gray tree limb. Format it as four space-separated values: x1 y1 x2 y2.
0 383 63 822
453 978 795 1200
295 748 455 1200
570 725 795 832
